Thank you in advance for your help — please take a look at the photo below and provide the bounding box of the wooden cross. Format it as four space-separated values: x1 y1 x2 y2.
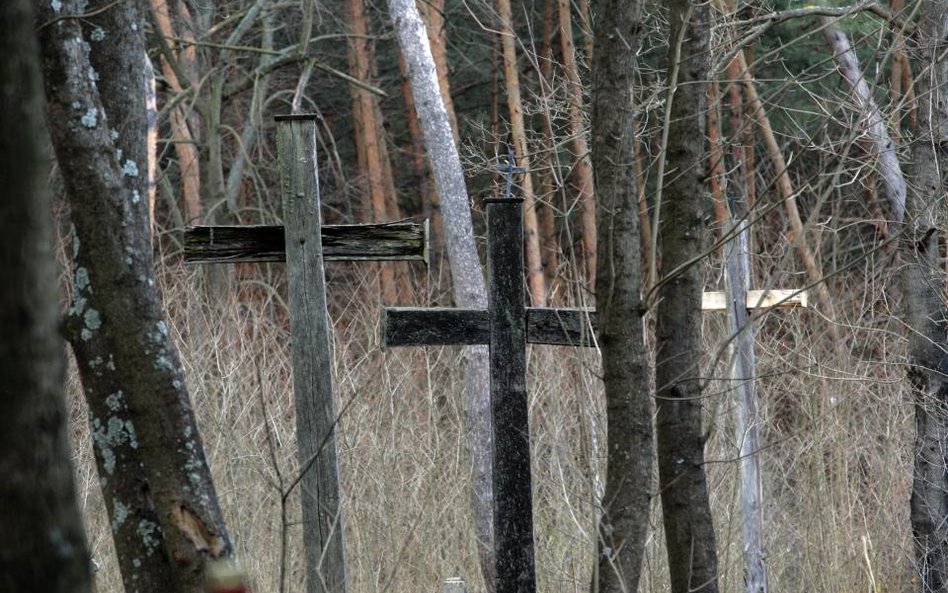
382 163 806 593
184 114 427 593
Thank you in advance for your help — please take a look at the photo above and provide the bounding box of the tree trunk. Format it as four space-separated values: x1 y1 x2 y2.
496 0 547 306
820 17 906 222
347 0 397 303
149 0 202 223
654 3 720 593
38 3 236 593
0 1 93 590
724 202 769 593
590 2 653 593
386 2 495 589
902 2 948 591
558 0 597 290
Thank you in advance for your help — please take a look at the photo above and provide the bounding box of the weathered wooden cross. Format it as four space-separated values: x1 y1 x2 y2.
184 114 427 593
382 159 806 593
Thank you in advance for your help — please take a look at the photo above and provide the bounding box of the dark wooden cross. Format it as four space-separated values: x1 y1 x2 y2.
184 114 427 593
383 157 596 593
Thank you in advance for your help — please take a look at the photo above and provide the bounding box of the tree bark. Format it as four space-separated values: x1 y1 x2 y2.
149 0 202 223
559 0 597 290
902 2 948 591
38 3 236 592
386 1 495 589
654 3 720 593
496 0 547 306
820 17 906 222
590 2 653 593
0 1 93 590
347 0 397 303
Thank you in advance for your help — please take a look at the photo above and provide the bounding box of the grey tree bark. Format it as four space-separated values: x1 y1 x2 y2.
654 2 720 592
0 1 92 591
37 2 235 592
820 17 906 222
901 2 948 591
589 2 654 593
385 0 494 589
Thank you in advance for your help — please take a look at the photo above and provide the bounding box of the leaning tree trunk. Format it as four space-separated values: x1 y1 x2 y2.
590 2 653 593
386 1 495 589
0 1 92 590
38 2 235 593
654 2 720 593
902 2 948 591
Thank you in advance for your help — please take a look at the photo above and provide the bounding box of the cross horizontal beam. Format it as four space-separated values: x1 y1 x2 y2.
383 307 597 347
383 290 807 349
184 220 428 264
702 289 807 311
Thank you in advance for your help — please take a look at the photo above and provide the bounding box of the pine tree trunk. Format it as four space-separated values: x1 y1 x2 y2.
496 0 547 306
0 1 93 590
654 3 720 592
149 0 202 223
347 0 397 303
590 2 653 592
558 0 597 291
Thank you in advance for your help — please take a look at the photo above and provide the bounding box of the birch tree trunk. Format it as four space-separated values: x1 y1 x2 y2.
654 2 720 592
386 1 495 589
902 2 948 590
38 2 236 592
590 2 653 592
820 17 906 222
0 1 92 590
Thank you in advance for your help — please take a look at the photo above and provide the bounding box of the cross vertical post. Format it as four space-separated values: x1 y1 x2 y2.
485 191 536 593
275 114 347 593
185 113 429 593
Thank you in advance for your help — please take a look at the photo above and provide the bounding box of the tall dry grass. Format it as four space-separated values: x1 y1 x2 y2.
67 241 913 593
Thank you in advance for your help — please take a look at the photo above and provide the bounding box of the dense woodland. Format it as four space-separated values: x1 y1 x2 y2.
3 0 948 592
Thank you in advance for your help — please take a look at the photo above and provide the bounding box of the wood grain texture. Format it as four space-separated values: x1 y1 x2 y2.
383 308 597 347
276 117 348 593
486 198 536 593
184 221 428 263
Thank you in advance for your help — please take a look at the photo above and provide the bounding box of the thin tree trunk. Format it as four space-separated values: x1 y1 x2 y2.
348 0 396 303
902 2 948 590
591 2 653 592
558 0 597 290
0 1 93 590
537 0 561 291
38 4 236 593
496 0 547 306
149 0 202 223
732 50 841 341
820 17 906 221
654 3 720 593
631 114 653 280
386 2 495 590
724 202 769 593
421 0 459 141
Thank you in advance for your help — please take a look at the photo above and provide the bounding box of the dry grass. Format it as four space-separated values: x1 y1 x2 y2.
69 250 914 593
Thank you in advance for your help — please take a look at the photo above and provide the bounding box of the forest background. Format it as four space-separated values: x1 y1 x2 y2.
4 0 946 592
